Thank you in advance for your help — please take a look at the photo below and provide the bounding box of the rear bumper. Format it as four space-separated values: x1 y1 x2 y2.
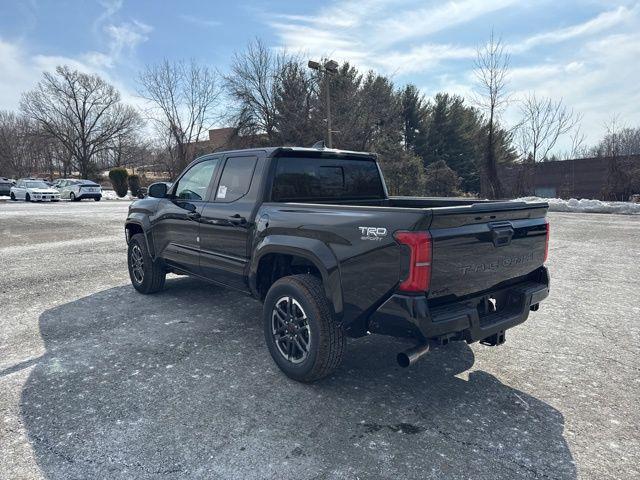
78 193 101 199
368 267 550 343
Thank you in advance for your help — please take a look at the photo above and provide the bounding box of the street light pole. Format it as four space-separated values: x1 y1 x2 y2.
325 73 332 148
308 59 339 148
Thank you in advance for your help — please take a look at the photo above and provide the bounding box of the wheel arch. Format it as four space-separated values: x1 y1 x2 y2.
249 235 343 320
125 219 156 259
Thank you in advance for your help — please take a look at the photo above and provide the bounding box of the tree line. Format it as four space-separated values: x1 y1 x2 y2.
1 36 638 199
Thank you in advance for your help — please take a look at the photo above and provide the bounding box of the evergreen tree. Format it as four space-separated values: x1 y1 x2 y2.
420 93 484 193
273 61 317 146
400 84 428 154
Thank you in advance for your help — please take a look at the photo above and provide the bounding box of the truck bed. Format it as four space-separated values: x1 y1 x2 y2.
258 196 548 334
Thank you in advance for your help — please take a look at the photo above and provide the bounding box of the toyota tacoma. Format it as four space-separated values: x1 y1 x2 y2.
125 147 550 382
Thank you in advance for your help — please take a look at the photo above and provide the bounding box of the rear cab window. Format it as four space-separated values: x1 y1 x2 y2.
215 156 258 203
271 156 385 202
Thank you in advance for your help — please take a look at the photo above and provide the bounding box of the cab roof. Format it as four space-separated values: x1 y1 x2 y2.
204 146 377 160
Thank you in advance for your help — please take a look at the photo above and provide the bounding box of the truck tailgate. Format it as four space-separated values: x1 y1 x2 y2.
427 202 548 301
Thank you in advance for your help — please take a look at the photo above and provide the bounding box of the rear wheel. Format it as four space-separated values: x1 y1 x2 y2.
10 192 16 201
94 197 101 202
70 192 77 201
263 274 346 382
25 193 31 202
128 233 166 294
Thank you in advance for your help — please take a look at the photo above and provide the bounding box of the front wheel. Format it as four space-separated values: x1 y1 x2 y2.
94 197 101 202
263 274 346 382
127 233 166 294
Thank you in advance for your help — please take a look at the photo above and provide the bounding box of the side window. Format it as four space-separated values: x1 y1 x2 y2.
174 159 218 201
215 156 257 203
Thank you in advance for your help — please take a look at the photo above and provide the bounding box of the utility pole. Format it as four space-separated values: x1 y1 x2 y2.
308 59 339 148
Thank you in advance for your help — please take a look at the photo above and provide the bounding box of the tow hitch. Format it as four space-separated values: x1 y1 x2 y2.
480 330 506 346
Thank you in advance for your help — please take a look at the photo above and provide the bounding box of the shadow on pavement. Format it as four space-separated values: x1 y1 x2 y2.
21 277 576 479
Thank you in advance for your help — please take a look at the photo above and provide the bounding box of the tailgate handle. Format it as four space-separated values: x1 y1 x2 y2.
490 224 514 247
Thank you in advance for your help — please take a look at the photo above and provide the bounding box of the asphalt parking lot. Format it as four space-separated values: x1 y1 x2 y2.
1 201 638 480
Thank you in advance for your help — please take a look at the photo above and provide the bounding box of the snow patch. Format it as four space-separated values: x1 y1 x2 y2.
102 189 133 201
515 197 640 215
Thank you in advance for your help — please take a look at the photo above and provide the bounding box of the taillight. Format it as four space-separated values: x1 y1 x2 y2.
394 231 432 293
544 220 550 263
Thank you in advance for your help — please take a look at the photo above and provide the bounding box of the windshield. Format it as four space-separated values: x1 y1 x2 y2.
26 181 49 189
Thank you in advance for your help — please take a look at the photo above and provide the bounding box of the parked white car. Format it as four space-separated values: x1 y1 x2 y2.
54 179 102 201
10 179 60 202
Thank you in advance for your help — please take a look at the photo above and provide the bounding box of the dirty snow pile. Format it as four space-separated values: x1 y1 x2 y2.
515 197 640 215
0 195 9 201
102 189 133 201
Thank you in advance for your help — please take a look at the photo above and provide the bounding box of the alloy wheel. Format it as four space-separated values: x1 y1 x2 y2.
130 244 145 284
271 296 311 364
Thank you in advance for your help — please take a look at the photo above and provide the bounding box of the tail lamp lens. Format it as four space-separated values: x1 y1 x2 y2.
544 220 550 263
394 231 432 292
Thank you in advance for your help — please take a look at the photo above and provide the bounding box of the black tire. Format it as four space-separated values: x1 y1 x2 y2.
127 233 166 294
70 192 78 201
10 192 16 201
25 193 31 202
263 274 346 382
94 197 101 202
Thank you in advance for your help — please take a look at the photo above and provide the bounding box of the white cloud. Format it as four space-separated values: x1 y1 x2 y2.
83 20 152 69
268 0 501 74
375 44 476 75
504 31 640 149
0 0 154 112
376 0 517 45
0 37 147 113
266 0 640 153
510 5 636 53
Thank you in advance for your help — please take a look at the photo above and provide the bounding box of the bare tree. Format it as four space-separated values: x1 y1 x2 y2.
516 93 580 162
225 38 286 141
21 66 142 179
94 130 148 173
0 111 37 177
589 116 640 158
474 31 510 198
138 59 222 173
564 122 587 159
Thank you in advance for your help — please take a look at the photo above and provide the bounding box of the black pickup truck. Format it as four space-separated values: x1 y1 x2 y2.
125 147 550 382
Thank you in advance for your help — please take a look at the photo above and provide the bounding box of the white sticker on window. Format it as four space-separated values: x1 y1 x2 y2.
217 185 227 199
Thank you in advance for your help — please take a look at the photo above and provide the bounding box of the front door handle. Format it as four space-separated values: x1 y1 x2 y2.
228 214 246 225
187 211 201 220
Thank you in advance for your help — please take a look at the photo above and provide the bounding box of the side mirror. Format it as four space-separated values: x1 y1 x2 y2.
148 182 170 198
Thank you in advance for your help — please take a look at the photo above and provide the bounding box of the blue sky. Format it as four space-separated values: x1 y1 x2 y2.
1 0 639 152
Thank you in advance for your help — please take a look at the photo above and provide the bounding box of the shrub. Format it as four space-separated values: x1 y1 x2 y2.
378 151 426 196
108 168 129 197
424 160 462 197
128 174 141 197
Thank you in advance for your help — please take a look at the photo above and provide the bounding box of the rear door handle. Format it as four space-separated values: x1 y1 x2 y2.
228 214 246 225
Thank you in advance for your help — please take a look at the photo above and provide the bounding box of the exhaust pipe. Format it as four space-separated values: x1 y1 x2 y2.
397 342 431 368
